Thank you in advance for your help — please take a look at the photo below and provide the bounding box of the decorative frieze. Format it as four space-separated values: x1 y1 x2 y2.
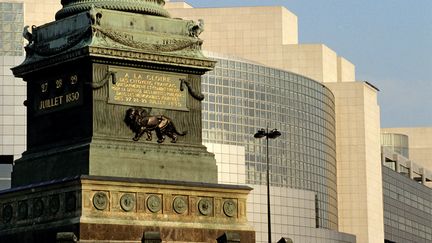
84 186 243 222
0 189 80 229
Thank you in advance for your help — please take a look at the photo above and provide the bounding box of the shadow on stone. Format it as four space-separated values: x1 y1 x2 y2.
142 231 162 243
217 232 241 243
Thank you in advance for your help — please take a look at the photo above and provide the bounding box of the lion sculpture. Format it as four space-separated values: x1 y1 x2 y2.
124 108 186 143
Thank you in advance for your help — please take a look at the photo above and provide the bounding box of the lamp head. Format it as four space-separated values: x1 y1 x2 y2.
254 128 266 139
268 129 281 139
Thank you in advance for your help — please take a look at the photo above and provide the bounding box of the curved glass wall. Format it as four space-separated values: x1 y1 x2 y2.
381 133 409 158
201 53 338 230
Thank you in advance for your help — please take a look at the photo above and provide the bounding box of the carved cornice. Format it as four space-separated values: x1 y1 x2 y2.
88 47 216 70
12 46 215 77
12 48 90 77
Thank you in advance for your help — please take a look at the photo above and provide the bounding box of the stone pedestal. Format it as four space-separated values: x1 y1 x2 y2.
4 1 255 242
11 7 217 187
0 176 255 242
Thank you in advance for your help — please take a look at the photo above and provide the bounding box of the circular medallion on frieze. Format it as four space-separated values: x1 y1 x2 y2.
48 195 60 215
33 198 44 218
93 192 108 211
198 198 212 216
223 199 237 217
120 194 135 212
146 195 161 213
2 204 13 223
173 197 187 214
18 201 28 220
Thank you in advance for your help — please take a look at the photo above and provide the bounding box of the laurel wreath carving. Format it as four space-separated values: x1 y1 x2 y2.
92 25 203 53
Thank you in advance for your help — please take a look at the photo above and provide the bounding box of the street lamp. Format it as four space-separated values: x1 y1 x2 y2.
254 127 281 243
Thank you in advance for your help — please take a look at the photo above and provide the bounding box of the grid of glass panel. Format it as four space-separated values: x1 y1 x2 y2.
383 166 432 242
0 55 26 190
202 56 338 230
247 185 355 243
0 2 24 56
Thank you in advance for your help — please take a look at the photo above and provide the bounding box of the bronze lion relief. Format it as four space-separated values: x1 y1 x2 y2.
124 108 187 143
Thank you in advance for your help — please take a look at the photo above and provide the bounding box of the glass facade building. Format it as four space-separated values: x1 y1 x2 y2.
201 53 338 230
382 166 432 243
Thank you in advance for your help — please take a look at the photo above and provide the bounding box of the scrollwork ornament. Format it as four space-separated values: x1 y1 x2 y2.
2 204 13 223
120 194 135 212
180 79 205 101
198 198 212 216
93 192 108 210
147 195 162 213
188 19 204 38
223 199 237 217
173 197 188 214
91 70 116 89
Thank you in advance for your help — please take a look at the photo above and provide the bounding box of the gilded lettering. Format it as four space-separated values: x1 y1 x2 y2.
111 70 186 110
134 73 143 79
38 91 81 111
38 95 63 110
41 82 48 93
66 92 79 103
70 75 78 85
56 79 63 89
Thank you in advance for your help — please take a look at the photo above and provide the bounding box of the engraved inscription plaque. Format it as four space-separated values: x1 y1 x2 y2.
33 73 83 116
109 67 188 111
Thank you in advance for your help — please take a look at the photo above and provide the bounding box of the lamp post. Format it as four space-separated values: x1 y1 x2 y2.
254 127 281 243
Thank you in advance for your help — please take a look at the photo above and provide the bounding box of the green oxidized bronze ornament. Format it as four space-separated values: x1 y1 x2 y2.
56 0 170 20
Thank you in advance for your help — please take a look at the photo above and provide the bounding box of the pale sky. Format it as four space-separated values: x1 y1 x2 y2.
183 0 432 128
